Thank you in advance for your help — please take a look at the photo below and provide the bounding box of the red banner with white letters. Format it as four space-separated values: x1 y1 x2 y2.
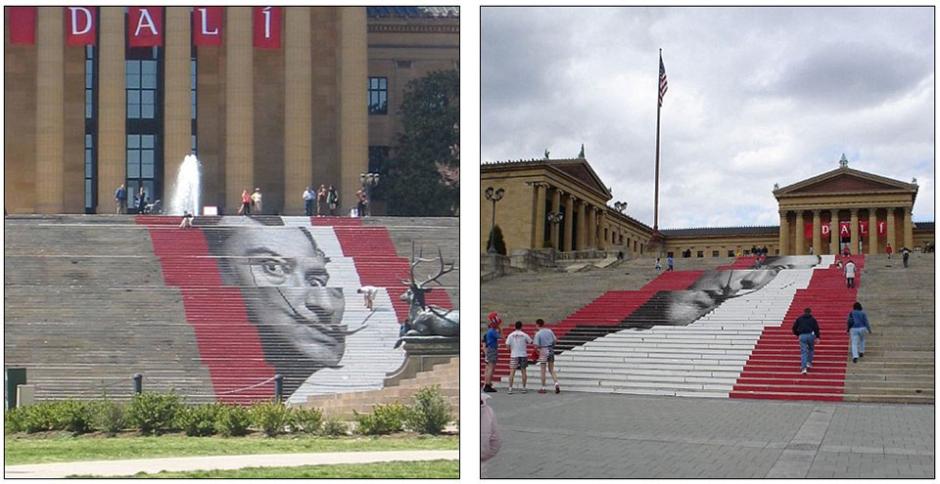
7 7 37 45
858 220 869 238
192 7 222 46
821 223 831 240
876 219 887 238
253 6 281 49
64 7 96 46
839 221 851 240
128 7 163 47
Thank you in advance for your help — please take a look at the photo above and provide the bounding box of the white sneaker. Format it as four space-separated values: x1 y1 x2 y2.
807 363 813 368
520 388 528 394
801 368 808 375
507 388 514 395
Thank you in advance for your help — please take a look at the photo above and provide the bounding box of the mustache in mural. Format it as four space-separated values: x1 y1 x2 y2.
273 286 370 338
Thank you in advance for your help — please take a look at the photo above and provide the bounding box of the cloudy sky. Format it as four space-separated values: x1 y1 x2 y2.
482 7 934 229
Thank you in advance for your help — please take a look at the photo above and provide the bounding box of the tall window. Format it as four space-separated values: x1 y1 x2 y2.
368 77 388 114
125 44 162 212
190 48 197 153
84 44 97 213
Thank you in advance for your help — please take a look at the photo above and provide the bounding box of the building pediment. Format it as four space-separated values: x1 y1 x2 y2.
482 157 612 200
774 167 917 199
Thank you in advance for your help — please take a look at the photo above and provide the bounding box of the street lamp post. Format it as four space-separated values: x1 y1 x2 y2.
546 211 564 250
484 186 505 253
359 172 380 217
613 201 628 213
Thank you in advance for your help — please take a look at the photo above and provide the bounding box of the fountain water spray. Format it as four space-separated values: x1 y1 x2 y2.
168 154 201 216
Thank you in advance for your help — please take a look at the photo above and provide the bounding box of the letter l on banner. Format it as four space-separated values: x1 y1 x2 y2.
253 6 281 49
128 7 163 47
7 7 37 44
65 7 96 46
192 7 222 46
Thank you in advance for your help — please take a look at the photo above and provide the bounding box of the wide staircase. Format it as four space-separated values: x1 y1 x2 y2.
5 215 457 407
844 253 934 403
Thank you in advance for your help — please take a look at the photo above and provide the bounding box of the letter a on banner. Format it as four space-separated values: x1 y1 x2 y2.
128 7 163 47
193 7 222 46
7 7 37 45
253 6 281 49
65 7 96 46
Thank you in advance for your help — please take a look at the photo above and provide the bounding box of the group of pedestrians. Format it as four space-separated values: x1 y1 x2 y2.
303 185 340 217
114 184 151 214
239 188 263 215
791 301 873 374
482 313 561 395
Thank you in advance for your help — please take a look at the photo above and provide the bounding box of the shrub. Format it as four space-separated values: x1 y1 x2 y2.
92 399 126 435
59 400 95 434
290 407 323 434
215 404 251 437
487 225 508 255
127 392 183 434
5 407 26 433
251 401 291 437
320 417 348 437
354 403 408 435
405 385 451 435
177 404 221 437
20 402 61 433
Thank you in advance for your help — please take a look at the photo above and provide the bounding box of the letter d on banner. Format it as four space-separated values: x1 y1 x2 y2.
65 7 96 46
253 6 281 49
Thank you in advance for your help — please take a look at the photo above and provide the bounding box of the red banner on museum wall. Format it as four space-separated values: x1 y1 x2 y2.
858 220 869 236
821 223 831 240
839 221 850 240
192 7 222 46
65 7 96 46
876 220 887 238
803 221 813 240
7 7 37 45
128 7 163 47
252 6 281 49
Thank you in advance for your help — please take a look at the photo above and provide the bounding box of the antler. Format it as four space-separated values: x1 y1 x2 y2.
401 241 418 286
418 248 454 288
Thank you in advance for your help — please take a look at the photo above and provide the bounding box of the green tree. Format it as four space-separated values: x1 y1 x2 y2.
378 69 459 216
487 225 507 255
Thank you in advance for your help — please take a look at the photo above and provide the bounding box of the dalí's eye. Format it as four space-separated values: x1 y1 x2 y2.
263 259 288 276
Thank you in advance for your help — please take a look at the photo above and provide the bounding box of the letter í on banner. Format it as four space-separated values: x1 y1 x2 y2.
877 220 887 238
65 7 96 46
7 6 37 45
192 7 222 46
128 7 163 47
253 6 281 49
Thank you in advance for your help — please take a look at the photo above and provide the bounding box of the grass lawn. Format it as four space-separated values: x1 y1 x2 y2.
71 459 459 478
5 432 458 466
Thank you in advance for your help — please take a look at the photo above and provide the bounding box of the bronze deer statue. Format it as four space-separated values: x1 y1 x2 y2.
397 245 459 341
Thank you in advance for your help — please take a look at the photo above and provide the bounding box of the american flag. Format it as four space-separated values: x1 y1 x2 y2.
659 53 668 107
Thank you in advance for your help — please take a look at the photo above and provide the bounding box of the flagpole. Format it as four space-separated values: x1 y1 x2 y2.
653 48 662 233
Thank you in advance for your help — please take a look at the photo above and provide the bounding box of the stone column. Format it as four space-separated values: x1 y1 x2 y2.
550 188 562 250
225 7 254 212
794 210 804 255
586 205 596 249
886 207 896 252
778 210 789 256
868 208 878 255
164 7 192 203
564 195 574 252
829 210 839 255
849 208 859 255
35 7 65 213
96 7 126 214
597 210 607 251
812 210 822 255
576 199 586 251
904 207 914 249
337 7 368 212
283 6 313 216
533 183 546 249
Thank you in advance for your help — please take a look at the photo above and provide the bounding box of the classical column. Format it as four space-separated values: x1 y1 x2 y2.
576 199 586 250
35 7 65 213
868 208 878 255
849 208 859 255
164 7 192 202
225 7 254 212
533 183 546 249
886 207 896 252
778 210 789 256
586 205 596 249
829 209 839 255
96 7 126 214
550 188 562 249
597 210 607 251
284 6 313 215
564 195 574 252
337 7 368 211
812 210 822 255
904 207 914 249
794 210 804 255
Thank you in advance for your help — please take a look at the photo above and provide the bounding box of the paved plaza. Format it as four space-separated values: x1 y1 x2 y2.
483 391 933 478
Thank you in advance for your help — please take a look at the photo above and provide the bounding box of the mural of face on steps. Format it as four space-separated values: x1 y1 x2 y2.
204 219 349 397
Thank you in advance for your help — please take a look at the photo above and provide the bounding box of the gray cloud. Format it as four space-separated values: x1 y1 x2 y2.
482 6 934 228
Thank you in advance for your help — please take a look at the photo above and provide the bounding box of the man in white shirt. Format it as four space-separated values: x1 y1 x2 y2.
844 259 857 288
534 318 560 394
505 321 532 394
303 187 315 216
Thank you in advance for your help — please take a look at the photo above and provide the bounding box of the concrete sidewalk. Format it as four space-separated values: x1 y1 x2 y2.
5 450 459 478
484 391 933 478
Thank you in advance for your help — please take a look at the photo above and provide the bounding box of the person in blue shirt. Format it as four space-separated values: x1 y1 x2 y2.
482 312 502 393
847 301 872 363
791 307 820 374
